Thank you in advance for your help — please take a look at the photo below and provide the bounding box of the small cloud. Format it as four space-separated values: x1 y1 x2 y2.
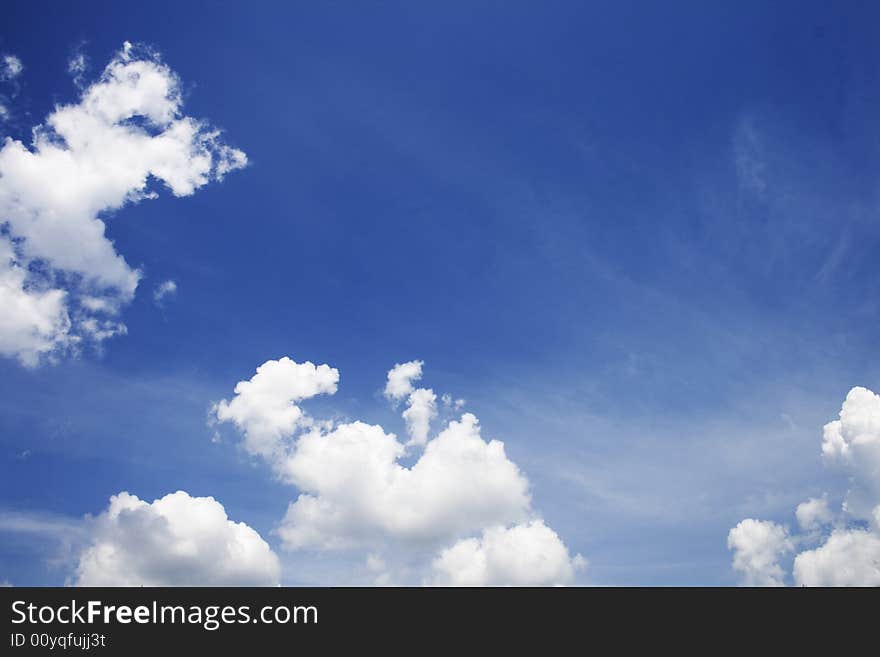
384 360 423 401
0 53 22 122
1 54 22 81
153 279 177 306
67 51 88 87
441 393 466 409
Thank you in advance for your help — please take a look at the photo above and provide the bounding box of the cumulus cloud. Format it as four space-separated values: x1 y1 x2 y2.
795 496 832 533
276 413 531 549
431 520 586 586
0 239 72 366
820 387 880 522
0 42 246 366
384 360 423 401
216 357 583 585
727 519 792 586
401 387 437 447
792 529 880 586
73 491 280 586
153 279 177 306
213 357 339 459
729 386 880 586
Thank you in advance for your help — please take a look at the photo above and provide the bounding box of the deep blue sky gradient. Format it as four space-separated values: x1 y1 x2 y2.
2 1 880 584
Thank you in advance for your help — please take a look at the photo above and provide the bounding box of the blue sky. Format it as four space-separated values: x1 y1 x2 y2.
2 1 880 585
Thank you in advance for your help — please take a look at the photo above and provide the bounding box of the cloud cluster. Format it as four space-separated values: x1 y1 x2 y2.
73 491 280 586
0 42 246 366
729 386 880 586
276 413 531 549
215 357 584 585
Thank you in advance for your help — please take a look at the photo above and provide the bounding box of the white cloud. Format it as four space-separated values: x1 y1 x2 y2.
730 386 880 586
217 357 584 584
0 238 72 366
795 496 832 533
431 520 586 586
441 393 466 409
385 360 438 446
820 386 880 522
276 413 531 549
73 491 280 586
67 51 87 87
727 519 792 586
213 357 339 459
0 42 246 365
401 387 437 447
792 528 880 586
1 54 22 80
384 360 423 400
153 279 177 305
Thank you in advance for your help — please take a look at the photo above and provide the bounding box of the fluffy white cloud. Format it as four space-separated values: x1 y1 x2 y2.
214 357 339 459
153 279 177 305
384 360 423 400
401 387 437 446
0 238 72 366
795 496 832 533
74 491 280 586
217 357 584 584
385 360 438 446
793 528 880 586
431 520 586 586
0 42 246 365
277 413 531 549
727 519 792 586
820 386 880 522
730 386 880 586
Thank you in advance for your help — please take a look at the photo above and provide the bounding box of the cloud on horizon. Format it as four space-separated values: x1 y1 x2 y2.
73 491 280 586
214 357 584 585
729 386 880 586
